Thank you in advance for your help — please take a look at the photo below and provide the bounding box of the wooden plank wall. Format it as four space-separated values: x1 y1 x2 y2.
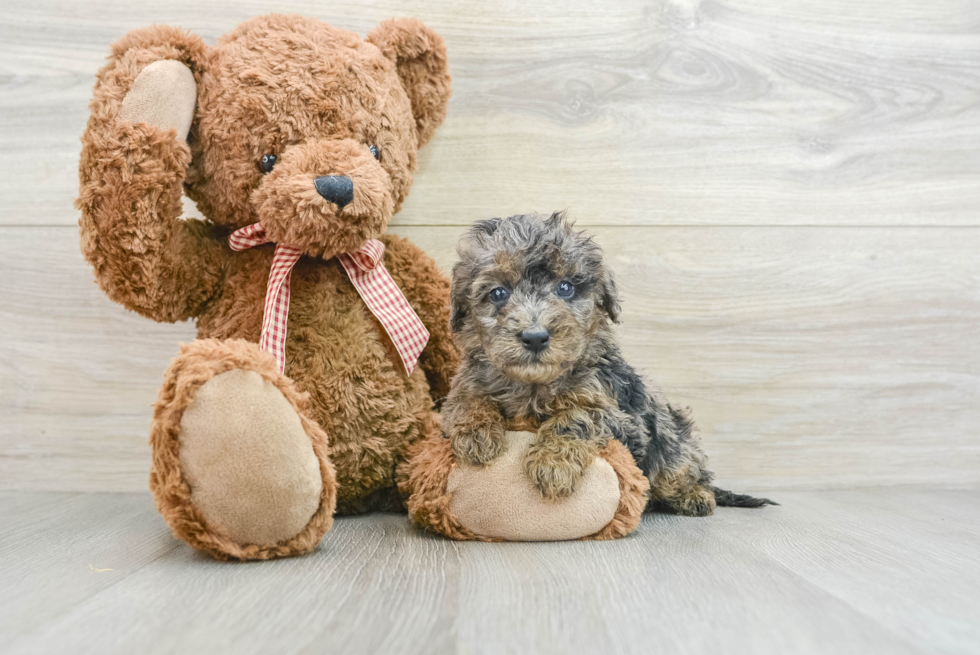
1 0 978 492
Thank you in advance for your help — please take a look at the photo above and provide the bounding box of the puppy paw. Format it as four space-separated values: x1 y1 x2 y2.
672 487 717 517
524 437 599 501
450 421 506 465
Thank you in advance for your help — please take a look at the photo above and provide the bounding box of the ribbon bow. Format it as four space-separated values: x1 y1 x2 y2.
229 222 429 376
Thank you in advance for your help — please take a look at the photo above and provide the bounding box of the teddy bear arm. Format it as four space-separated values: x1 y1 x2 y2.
380 234 460 400
77 121 227 323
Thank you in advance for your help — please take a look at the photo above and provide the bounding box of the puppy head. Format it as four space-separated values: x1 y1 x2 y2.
451 212 621 384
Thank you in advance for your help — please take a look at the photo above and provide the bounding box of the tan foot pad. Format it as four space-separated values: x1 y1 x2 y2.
179 369 322 547
406 430 650 542
150 338 337 561
119 59 197 140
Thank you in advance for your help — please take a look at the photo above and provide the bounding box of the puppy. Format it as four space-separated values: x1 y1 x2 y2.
441 212 775 515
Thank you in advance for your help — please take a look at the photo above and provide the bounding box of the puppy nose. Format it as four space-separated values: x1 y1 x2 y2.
519 328 551 353
314 175 353 209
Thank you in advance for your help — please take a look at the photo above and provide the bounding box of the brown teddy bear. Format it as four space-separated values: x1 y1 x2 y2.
77 14 458 560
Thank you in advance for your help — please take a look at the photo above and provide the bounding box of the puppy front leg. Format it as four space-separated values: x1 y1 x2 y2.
443 393 507 465
525 406 609 501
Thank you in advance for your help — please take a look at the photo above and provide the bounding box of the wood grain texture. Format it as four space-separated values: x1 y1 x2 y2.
1 225 978 492
2 0 980 226
715 489 980 653
3 489 979 654
0 492 179 638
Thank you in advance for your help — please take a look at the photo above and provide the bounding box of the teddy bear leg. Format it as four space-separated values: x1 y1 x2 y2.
149 338 337 560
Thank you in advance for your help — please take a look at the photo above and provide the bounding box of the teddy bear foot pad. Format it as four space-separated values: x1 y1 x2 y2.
149 339 337 560
449 431 620 541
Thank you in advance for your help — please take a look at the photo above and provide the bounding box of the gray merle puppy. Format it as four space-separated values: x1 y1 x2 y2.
441 212 775 515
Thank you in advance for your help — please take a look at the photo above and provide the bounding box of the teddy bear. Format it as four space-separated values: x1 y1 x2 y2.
77 14 459 560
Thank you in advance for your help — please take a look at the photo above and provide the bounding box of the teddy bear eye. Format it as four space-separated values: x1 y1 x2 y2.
369 145 380 160
488 287 510 304
259 154 277 173
555 280 575 298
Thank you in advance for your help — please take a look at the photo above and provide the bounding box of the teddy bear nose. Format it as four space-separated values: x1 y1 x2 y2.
314 175 354 209
519 328 551 353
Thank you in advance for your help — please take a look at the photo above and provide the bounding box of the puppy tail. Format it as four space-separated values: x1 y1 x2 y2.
709 486 779 508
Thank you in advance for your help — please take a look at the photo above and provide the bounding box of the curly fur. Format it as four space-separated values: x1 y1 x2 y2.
585 440 650 540
442 212 776 514
77 15 459 558
400 432 491 542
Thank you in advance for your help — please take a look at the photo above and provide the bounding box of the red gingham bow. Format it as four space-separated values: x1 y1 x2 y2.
229 222 429 376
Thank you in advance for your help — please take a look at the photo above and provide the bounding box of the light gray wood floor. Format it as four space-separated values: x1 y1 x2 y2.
3 488 978 655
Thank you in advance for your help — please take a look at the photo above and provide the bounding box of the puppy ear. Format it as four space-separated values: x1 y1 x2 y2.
91 25 208 142
449 261 469 333
368 18 451 148
545 210 568 228
597 267 622 323
471 217 502 238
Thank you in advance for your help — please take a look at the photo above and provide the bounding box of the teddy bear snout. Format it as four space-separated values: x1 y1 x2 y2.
249 137 396 258
313 175 354 209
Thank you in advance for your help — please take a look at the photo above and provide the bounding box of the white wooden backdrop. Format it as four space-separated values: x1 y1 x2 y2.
1 0 978 492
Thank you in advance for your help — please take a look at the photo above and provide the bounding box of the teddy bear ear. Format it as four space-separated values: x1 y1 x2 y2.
93 25 209 141
367 18 451 148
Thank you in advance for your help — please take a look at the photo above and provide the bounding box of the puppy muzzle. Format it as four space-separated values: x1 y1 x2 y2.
519 328 551 354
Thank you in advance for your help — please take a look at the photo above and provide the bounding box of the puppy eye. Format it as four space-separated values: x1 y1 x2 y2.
369 145 380 160
488 287 510 304
259 154 277 173
555 280 575 298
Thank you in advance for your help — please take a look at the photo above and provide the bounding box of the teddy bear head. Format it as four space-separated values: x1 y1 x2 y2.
108 14 450 258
